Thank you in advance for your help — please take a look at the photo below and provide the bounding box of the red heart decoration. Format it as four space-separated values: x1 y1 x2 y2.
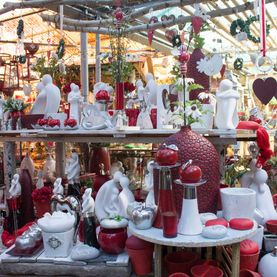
252 77 277 105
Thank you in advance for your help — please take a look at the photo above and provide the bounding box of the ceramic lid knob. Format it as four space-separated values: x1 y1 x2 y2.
240 239 259 255
229 218 254 230
205 218 228 228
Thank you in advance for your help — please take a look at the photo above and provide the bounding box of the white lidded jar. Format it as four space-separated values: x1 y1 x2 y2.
258 246 277 277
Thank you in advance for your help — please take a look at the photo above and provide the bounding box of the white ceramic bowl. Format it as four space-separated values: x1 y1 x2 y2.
221 188 256 221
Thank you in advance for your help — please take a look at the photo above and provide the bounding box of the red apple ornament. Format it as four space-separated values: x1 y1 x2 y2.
156 144 179 166
179 160 202 183
96 90 110 101
48 119 60 127
64 118 77 128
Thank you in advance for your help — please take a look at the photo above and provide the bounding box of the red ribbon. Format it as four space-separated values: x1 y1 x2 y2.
260 0 266 57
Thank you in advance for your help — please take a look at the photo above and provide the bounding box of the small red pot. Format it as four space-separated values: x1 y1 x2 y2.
240 251 260 271
191 264 223 277
240 269 262 277
266 220 277 235
126 236 154 276
165 251 199 275
98 227 127 254
33 201 51 218
169 273 190 277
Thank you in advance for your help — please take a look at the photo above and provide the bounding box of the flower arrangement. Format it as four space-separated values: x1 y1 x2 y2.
184 100 205 126
32 186 52 203
3 97 29 113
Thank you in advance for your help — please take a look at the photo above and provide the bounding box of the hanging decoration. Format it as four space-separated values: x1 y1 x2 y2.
233 58 243 70
16 19 26 64
245 15 270 43
230 19 248 41
196 54 223 76
165 29 181 48
252 77 277 105
147 16 158 46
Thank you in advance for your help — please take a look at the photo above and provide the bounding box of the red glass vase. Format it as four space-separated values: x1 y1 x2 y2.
115 82 124 110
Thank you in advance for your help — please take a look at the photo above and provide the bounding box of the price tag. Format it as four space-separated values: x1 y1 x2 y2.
113 133 126 138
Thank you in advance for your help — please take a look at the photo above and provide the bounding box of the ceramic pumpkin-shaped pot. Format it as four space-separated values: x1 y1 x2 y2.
154 127 220 215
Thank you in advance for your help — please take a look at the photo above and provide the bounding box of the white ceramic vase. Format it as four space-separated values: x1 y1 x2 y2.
220 187 256 221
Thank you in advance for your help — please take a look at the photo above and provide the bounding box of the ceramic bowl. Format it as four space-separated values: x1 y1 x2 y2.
98 227 127 254
266 220 277 235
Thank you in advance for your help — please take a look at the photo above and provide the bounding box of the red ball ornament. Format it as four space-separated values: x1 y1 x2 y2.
179 51 190 63
114 8 124 22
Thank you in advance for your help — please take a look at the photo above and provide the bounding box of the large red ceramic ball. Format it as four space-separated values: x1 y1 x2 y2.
156 148 178 166
179 164 202 183
205 218 228 228
98 227 127 254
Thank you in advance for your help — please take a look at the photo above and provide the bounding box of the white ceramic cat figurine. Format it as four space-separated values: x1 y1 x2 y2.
82 188 94 216
215 79 239 130
250 168 277 226
53 177 64 195
95 171 123 222
9 174 21 198
118 176 135 219
145 161 155 207
65 152 80 185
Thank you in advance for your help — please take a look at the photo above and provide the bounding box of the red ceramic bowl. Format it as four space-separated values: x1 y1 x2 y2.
240 269 262 277
191 265 223 277
266 220 277 235
165 251 199 275
98 227 127 254
240 251 260 271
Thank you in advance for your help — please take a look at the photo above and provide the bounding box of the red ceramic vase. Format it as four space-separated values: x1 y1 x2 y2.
125 109 140 126
115 82 124 110
154 127 220 216
89 147 111 176
19 169 35 228
33 201 51 218
98 227 127 254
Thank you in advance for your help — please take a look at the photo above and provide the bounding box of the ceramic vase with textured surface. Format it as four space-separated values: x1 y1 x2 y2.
154 127 220 215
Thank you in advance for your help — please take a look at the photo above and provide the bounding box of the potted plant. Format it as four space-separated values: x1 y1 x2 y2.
31 186 52 218
3 97 29 117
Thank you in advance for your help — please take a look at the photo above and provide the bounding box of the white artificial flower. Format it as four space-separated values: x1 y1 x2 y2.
198 92 209 101
185 104 202 119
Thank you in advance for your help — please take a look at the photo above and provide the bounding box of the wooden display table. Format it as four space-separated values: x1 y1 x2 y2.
129 221 258 277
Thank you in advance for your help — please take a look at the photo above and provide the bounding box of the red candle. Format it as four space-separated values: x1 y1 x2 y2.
162 211 178 238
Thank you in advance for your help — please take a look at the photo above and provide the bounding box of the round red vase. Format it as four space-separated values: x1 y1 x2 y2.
98 227 127 254
154 127 220 216
125 236 154 276
34 201 51 218
165 251 199 275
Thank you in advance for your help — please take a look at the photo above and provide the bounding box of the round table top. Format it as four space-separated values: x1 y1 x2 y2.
128 221 258 247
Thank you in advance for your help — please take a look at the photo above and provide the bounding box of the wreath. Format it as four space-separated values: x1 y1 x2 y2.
230 19 246 37
245 16 270 43
234 58 243 70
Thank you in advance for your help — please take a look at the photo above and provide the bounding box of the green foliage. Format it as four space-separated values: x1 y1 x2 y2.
3 97 29 113
188 83 204 92
110 58 133 83
32 56 65 89
193 35 205 49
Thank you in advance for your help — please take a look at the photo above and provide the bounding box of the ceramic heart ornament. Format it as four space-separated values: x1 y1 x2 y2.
165 29 178 43
147 16 158 46
191 16 203 34
253 77 277 105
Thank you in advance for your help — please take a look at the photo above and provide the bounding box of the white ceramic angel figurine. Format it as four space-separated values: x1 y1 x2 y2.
118 176 135 219
42 74 61 114
82 188 95 216
250 168 277 226
240 159 258 188
20 152 35 179
215 79 239 129
136 80 145 101
136 102 153 129
36 170 44 189
43 154 56 183
145 73 157 106
68 84 83 125
30 82 45 114
115 110 124 130
53 177 64 195
9 174 21 198
95 171 123 222
144 161 155 207
65 152 80 185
